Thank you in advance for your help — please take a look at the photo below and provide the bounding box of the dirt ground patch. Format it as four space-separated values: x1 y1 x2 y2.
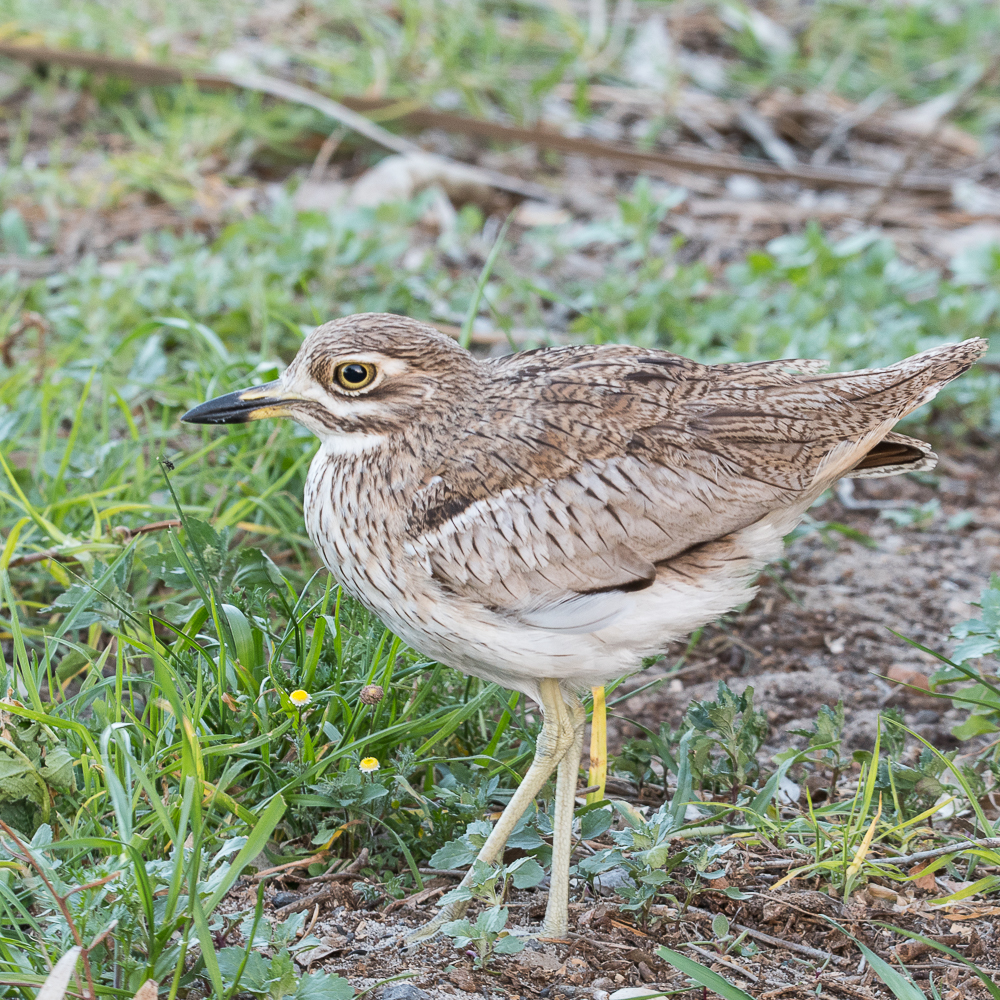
228 868 1000 1000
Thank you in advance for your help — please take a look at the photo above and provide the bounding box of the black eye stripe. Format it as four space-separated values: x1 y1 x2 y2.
334 362 377 391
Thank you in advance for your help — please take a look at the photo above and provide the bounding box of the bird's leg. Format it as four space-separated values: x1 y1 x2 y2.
541 690 585 938
406 677 574 944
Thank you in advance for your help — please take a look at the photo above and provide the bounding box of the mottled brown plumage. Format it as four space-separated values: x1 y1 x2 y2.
182 313 986 941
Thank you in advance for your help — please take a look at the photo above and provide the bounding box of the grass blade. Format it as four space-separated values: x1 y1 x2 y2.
875 923 1000 1000
36 946 81 1000
204 793 286 914
192 889 225 999
884 717 996 836
656 946 755 1000
845 793 882 900
459 211 513 349
821 917 925 1000
587 685 607 804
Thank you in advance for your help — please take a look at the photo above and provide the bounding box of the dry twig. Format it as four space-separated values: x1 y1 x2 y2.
684 942 760 982
250 851 330 882
0 43 959 195
747 836 1000 871
667 904 850 966
869 836 1000 868
0 819 119 999
272 848 369 917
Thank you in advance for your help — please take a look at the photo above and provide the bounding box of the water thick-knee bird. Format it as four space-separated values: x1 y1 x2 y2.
182 314 986 940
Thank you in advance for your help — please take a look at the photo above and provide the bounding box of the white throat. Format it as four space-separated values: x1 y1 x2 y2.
319 432 387 455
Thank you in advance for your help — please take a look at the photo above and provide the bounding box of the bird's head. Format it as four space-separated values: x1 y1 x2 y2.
181 314 476 446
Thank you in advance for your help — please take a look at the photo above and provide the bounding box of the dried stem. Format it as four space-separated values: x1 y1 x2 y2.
0 819 102 999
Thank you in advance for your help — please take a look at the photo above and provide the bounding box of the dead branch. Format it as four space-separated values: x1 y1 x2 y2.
0 255 70 279
654 903 850 966
271 848 369 917
363 104 956 193
0 43 959 194
868 835 1000 868
0 43 549 202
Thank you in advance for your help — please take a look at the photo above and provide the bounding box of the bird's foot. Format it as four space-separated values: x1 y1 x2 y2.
537 918 571 941
403 898 470 947
509 928 570 941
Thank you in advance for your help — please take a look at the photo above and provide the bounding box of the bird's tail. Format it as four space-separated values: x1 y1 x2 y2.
807 337 987 414
819 337 988 478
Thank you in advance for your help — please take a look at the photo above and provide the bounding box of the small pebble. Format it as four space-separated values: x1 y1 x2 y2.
867 883 899 904
271 891 300 907
593 866 633 895
913 709 940 724
379 985 430 1000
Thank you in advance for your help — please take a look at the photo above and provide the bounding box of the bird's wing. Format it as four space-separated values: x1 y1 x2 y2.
405 340 985 630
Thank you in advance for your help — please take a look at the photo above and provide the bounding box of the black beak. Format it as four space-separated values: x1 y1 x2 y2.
181 380 293 425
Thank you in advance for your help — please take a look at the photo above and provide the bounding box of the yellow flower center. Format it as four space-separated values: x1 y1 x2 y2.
290 689 311 707
359 757 380 773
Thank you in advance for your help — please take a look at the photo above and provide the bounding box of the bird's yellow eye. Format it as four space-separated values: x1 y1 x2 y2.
334 362 377 391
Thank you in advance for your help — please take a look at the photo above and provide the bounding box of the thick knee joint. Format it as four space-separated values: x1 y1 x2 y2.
535 720 574 762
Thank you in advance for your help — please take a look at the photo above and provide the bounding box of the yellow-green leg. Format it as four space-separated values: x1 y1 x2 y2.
405 678 575 944
542 689 586 938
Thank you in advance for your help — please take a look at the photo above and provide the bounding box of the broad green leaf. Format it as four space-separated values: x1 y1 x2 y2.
580 805 613 840
295 971 354 1000
508 856 545 889
952 714 1000 739
494 934 526 954
430 838 476 870
479 906 509 935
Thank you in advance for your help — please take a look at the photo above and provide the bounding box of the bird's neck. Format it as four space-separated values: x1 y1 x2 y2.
302 435 428 620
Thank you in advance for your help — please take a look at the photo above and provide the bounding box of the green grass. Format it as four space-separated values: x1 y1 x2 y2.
1 0 1000 996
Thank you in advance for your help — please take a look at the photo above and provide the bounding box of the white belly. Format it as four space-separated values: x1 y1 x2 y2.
304 447 791 705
